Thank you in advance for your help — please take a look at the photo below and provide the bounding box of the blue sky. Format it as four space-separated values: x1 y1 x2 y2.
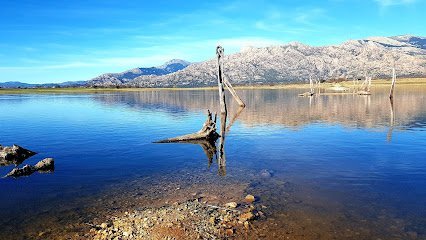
0 0 425 83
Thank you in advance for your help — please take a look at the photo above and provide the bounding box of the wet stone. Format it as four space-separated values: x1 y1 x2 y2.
245 194 255 203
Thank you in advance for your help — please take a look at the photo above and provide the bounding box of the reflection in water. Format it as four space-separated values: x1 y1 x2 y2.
1 88 426 239
387 98 395 142
93 86 426 130
218 113 227 176
153 110 233 176
226 106 244 133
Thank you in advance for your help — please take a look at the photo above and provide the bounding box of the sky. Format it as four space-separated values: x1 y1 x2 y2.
0 0 425 83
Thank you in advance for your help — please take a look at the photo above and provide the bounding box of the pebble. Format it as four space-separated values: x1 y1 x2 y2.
225 202 238 208
245 194 255 203
239 212 255 222
226 228 234 236
91 198 262 239
244 221 250 229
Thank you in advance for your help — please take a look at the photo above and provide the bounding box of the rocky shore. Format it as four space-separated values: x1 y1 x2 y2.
91 194 264 240
1 165 421 240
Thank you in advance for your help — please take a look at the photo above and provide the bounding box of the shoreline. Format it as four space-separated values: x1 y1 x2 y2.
0 77 425 94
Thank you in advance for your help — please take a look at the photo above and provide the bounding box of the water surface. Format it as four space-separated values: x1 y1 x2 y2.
1 87 425 239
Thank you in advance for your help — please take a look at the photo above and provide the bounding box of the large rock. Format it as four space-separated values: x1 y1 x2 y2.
0 145 36 166
34 158 54 172
5 165 35 177
5 158 54 178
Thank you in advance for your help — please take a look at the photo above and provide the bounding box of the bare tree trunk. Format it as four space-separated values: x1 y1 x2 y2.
216 46 227 114
224 76 245 107
389 68 396 99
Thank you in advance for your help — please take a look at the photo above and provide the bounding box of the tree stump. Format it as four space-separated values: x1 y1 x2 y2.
155 110 219 143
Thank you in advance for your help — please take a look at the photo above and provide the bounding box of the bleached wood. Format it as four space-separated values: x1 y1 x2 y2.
389 68 397 99
216 46 227 114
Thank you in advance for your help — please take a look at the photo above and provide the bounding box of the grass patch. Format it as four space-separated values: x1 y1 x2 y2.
1 78 425 94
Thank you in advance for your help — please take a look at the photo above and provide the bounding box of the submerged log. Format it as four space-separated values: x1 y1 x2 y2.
298 91 315 97
155 110 220 143
0 144 36 166
5 158 54 178
357 90 371 95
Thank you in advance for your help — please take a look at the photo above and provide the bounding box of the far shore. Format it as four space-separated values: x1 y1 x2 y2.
1 77 425 94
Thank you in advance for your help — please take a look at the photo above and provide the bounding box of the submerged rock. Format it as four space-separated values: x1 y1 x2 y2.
260 169 273 178
6 165 35 177
5 158 54 178
0 144 36 166
34 158 54 172
245 194 255 203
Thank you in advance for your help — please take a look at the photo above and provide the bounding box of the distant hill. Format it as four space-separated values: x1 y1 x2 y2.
0 81 86 89
0 81 34 88
87 59 191 87
125 35 426 87
0 59 190 89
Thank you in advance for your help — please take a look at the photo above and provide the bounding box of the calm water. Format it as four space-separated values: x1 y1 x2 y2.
1 87 426 239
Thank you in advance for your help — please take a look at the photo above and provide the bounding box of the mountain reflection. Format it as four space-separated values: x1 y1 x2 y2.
93 86 426 131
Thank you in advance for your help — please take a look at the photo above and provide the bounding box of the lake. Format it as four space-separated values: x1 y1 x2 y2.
1 86 426 239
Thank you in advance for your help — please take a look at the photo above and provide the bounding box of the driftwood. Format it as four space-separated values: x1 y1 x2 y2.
5 158 54 178
0 144 36 166
155 110 219 143
298 91 315 97
299 76 315 97
154 46 245 177
357 76 371 95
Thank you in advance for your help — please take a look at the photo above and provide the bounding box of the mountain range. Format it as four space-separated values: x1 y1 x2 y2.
0 81 86 89
87 59 190 87
127 35 426 87
1 35 425 88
